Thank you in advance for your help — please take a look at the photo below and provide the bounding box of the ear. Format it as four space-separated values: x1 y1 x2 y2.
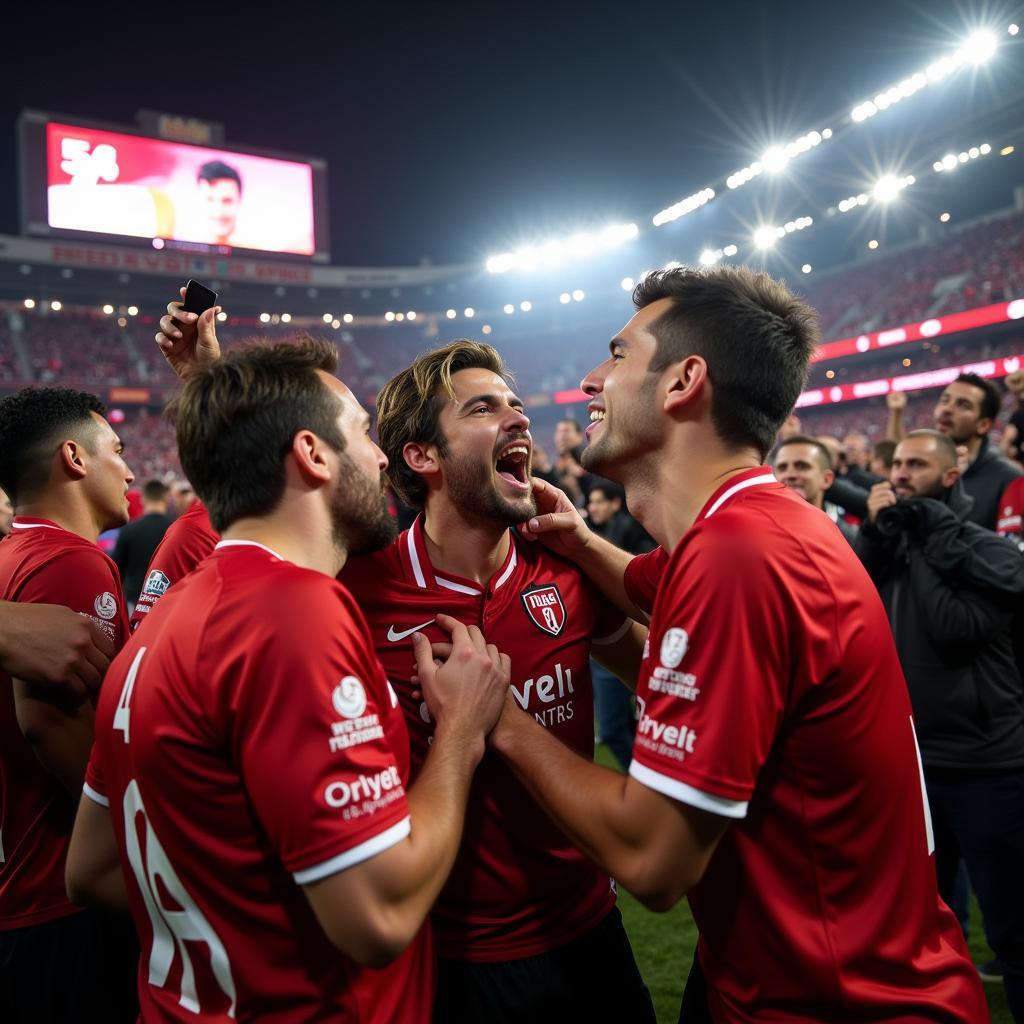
290 430 332 486
822 468 835 490
662 355 708 415
58 440 88 481
975 416 993 438
402 441 441 480
941 464 960 489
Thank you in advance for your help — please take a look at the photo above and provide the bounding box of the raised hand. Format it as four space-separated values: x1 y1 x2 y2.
155 286 223 378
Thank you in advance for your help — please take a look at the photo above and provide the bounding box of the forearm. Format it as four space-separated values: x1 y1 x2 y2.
885 407 905 441
14 681 93 794
577 533 648 622
492 707 639 881
372 724 483 936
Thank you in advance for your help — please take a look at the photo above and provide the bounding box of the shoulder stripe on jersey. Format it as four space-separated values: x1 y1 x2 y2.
406 528 427 589
10 521 62 531
703 469 776 520
629 761 748 819
592 616 633 646
292 816 411 885
82 781 110 808
214 539 286 561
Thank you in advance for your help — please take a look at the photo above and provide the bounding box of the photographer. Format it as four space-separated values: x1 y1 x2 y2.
856 429 1024 1017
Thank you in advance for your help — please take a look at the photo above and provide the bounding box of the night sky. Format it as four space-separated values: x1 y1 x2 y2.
3 0 1020 268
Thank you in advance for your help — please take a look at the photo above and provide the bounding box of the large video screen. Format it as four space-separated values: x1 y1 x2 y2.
20 114 327 259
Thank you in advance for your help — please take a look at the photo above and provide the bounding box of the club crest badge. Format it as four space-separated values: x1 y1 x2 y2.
93 592 118 620
142 569 171 597
521 584 566 637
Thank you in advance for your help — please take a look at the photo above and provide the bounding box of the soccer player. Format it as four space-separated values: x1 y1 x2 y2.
498 266 986 1021
0 386 138 1022
65 339 511 1022
149 298 655 1020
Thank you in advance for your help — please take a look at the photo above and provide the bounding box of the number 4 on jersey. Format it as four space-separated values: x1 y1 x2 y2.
113 646 146 743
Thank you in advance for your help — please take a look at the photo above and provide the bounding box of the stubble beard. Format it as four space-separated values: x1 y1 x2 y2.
443 453 537 526
331 453 398 557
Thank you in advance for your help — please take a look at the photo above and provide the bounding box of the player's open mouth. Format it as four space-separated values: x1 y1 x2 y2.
495 442 531 491
585 408 605 439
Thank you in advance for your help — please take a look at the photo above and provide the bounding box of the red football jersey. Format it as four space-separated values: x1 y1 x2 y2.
629 468 985 1021
0 517 128 929
997 475 1024 548
86 542 434 1022
129 501 218 631
623 546 668 615
341 516 628 961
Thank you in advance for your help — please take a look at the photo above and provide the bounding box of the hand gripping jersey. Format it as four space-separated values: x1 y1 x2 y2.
341 516 630 961
0 517 128 929
129 501 218 631
86 542 433 1022
628 468 985 1021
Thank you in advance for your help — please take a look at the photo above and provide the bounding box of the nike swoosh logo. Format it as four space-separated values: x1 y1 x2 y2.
387 619 435 643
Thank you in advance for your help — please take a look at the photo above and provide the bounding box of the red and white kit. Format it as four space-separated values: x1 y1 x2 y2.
86 541 434 1022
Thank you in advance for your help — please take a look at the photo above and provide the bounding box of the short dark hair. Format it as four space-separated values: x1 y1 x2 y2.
0 387 105 503
774 433 833 472
376 340 512 509
588 480 625 504
954 373 1002 424
170 337 344 533
197 160 242 193
142 479 169 503
872 438 897 470
633 266 820 459
904 428 959 470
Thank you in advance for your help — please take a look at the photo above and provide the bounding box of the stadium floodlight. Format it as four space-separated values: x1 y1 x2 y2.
128 305 139 316
559 293 571 304
486 222 638 273
24 298 36 309
342 313 354 323
331 319 340 329
395 313 405 322
102 304 114 315
572 289 585 302
384 311 395 322
868 239 879 249
446 309 457 319
322 313 333 323
960 29 998 63
753 226 778 249
218 312 228 323
407 311 417 321
699 249 721 267
504 303 515 314
653 188 715 227
873 175 902 202
621 277 634 291
50 300 62 311
520 301 532 312
761 146 789 174
802 264 812 273
940 212 951 222
482 324 492 335
259 313 270 323
723 244 738 256
281 313 291 324
1010 23 1020 35
464 307 475 318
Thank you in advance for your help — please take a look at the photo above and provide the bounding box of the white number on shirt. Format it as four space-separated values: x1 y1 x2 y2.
123 779 237 1016
113 646 145 744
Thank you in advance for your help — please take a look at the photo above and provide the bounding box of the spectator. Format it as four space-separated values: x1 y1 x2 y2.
772 435 857 544
871 438 898 477
856 429 1024 1017
817 434 875 521
552 418 596 506
169 479 196 517
888 373 1024 529
843 432 871 471
111 479 174 611
585 481 655 770
1003 370 1024 467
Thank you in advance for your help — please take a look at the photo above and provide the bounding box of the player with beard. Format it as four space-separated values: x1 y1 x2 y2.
338 340 653 1022
65 339 511 1022
494 267 985 1022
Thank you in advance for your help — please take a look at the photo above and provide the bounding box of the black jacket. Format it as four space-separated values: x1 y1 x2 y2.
961 436 1023 530
855 481 1024 771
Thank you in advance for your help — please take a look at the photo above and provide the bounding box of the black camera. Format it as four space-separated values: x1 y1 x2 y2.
876 501 920 538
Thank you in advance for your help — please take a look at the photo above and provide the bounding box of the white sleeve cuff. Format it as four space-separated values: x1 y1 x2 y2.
293 816 411 885
629 760 748 819
82 781 110 808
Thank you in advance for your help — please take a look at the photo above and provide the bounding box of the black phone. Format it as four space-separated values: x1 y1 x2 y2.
181 279 218 316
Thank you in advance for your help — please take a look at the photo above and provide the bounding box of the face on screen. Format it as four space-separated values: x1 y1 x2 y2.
198 178 242 244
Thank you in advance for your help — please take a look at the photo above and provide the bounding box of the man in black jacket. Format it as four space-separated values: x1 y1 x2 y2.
856 429 1024 1019
111 479 173 610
